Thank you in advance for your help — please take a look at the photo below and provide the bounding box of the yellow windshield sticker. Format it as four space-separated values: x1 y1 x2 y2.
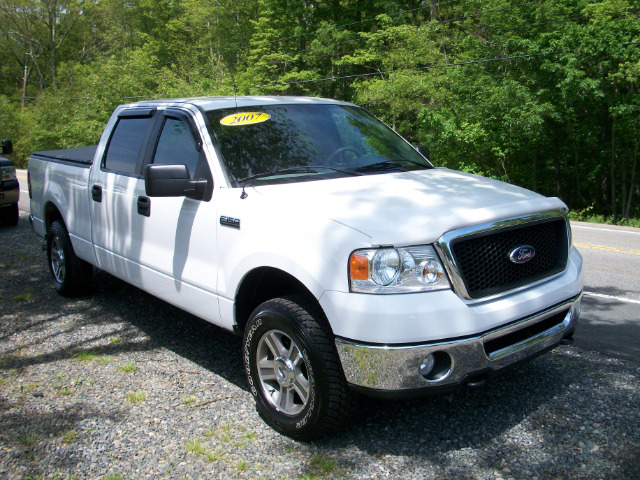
220 112 271 126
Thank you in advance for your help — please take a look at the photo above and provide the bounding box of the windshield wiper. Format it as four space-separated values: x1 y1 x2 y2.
312 166 363 176
355 158 430 173
239 167 319 186
239 165 362 186
355 161 404 173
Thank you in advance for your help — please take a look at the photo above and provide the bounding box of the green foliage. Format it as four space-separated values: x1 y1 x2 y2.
0 0 638 220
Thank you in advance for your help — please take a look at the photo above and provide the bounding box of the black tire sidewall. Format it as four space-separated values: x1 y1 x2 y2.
243 299 332 438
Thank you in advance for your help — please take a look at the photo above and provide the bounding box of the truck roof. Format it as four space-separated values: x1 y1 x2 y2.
127 96 352 111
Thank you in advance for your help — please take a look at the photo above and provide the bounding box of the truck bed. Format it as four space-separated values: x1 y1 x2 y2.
32 145 97 166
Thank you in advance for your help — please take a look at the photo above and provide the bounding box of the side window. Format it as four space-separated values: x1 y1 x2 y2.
103 117 152 174
153 117 200 178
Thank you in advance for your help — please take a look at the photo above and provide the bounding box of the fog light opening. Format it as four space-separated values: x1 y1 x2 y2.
419 354 436 377
419 351 452 382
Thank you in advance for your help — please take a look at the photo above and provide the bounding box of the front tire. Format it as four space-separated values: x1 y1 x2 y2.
243 296 354 440
47 220 93 296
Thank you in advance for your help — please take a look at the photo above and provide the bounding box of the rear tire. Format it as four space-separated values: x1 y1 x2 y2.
0 203 18 226
243 296 354 440
47 220 93 296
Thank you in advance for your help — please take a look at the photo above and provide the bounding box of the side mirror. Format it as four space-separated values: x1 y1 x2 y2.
144 164 207 200
2 139 13 155
416 145 430 160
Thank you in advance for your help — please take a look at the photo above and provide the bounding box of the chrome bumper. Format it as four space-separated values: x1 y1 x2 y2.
335 293 582 392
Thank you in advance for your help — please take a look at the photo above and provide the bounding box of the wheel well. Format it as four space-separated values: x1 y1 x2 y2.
234 267 322 333
44 202 63 235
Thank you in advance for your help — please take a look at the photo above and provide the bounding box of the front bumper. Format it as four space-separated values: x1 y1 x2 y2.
335 293 581 394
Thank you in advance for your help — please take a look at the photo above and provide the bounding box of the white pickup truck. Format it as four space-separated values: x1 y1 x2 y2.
28 96 583 439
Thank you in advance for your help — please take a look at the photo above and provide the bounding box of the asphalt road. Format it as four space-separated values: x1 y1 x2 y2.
572 222 640 362
15 170 639 363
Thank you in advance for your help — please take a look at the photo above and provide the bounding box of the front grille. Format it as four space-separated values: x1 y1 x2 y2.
449 218 568 299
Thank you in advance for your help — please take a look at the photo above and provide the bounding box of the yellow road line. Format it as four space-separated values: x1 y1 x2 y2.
574 243 640 255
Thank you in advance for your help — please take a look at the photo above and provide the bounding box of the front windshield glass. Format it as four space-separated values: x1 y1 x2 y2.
206 104 432 186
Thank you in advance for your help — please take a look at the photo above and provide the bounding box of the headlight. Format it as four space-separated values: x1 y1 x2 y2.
1 166 16 182
349 245 450 294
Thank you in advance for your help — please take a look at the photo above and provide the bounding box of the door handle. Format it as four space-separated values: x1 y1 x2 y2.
91 185 102 203
137 196 151 217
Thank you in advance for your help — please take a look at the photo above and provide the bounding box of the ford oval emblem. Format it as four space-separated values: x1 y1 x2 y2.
509 245 536 264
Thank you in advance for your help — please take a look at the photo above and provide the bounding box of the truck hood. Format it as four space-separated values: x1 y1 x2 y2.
253 168 567 246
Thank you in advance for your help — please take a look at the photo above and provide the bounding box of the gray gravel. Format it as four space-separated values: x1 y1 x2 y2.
1 213 639 480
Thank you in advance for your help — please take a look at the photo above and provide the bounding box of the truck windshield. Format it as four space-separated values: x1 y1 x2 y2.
206 104 432 186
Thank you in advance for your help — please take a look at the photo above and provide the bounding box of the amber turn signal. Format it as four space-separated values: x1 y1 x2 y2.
349 253 369 281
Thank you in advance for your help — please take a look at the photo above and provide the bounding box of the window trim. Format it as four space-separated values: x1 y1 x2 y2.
150 115 202 178
101 109 158 177
141 108 215 202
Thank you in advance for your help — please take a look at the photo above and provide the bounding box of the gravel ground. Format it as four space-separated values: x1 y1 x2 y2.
1 213 639 480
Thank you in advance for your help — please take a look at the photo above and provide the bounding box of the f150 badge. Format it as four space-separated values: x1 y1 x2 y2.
220 216 241 229
509 245 536 264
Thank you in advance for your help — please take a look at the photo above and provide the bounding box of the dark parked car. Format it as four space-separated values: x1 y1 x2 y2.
0 139 19 226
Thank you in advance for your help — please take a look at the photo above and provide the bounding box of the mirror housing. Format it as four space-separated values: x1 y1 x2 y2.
2 139 13 155
144 164 207 200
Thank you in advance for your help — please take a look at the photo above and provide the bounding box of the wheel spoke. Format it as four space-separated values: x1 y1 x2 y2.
278 385 295 411
264 332 287 357
290 345 304 367
293 374 310 404
258 357 277 381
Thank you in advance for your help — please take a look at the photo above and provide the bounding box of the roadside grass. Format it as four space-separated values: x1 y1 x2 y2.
13 290 33 302
185 437 223 463
57 387 74 396
17 431 41 447
185 437 206 456
61 430 78 444
52 374 75 396
18 383 38 394
185 424 258 467
73 346 111 363
206 450 223 462
125 390 146 403
117 362 137 373
568 210 640 228
309 453 338 473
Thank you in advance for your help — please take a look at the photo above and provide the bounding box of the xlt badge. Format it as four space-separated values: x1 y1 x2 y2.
220 216 241 229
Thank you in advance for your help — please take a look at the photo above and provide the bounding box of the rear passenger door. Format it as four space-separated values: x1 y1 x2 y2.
89 107 157 283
